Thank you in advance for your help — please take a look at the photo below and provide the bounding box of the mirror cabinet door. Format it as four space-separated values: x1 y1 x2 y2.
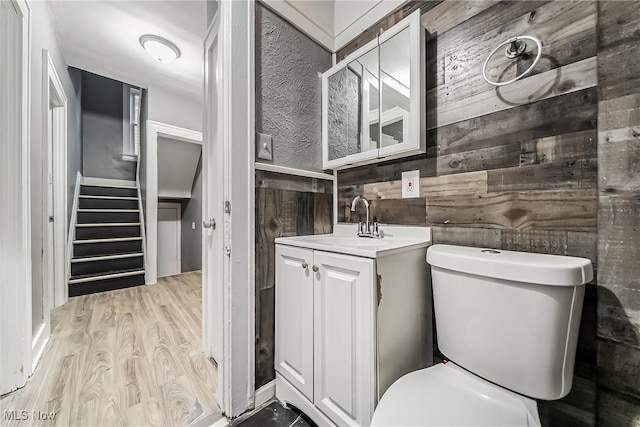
326 46 379 162
379 26 411 148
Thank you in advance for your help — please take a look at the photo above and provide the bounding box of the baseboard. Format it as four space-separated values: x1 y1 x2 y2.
255 380 276 408
83 176 136 188
64 171 82 306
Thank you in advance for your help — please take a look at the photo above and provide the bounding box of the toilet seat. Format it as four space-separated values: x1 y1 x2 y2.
371 362 541 427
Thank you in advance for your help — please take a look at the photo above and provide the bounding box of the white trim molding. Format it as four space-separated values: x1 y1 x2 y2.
66 171 82 305
255 162 334 181
145 120 202 285
254 380 276 408
0 0 32 395
43 49 69 310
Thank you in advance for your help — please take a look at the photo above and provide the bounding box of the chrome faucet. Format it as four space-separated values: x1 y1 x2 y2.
350 196 383 238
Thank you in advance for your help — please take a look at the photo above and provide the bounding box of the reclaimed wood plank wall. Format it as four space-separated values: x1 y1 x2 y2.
255 170 333 388
336 1 611 425
595 2 640 425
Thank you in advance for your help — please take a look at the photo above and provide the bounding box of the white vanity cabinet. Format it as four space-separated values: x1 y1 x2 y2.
276 246 376 426
275 225 432 427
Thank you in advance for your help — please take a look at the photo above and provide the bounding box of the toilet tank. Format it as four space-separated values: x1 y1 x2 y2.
426 245 593 400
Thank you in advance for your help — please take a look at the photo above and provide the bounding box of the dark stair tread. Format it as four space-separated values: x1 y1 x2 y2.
69 267 145 282
76 223 141 227
71 252 144 262
74 236 142 243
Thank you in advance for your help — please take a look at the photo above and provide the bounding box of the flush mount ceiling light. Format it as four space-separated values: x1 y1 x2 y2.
139 34 181 63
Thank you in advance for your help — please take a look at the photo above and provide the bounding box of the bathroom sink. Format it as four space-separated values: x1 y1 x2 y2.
275 224 431 258
303 236 386 247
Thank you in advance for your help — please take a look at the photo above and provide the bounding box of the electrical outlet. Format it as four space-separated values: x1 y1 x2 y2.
402 170 420 198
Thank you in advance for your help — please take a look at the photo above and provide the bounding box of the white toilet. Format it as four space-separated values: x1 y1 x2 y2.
371 244 593 427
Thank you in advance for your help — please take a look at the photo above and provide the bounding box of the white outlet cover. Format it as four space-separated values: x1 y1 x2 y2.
402 170 420 199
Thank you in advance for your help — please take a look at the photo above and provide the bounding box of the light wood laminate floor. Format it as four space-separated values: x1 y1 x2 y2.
1 271 220 426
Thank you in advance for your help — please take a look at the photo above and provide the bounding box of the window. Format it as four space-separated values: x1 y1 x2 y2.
122 87 142 161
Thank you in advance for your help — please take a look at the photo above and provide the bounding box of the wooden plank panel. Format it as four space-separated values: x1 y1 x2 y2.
437 1 596 99
596 389 640 427
597 285 640 349
338 198 426 226
256 188 282 291
501 229 568 255
314 193 333 235
429 88 598 155
598 127 640 193
295 192 314 236
597 1 640 49
533 130 598 163
421 0 499 38
437 143 521 175
281 191 298 237
597 340 640 400
255 287 275 389
362 171 487 200
425 189 597 231
487 158 597 192
567 231 597 265
428 57 597 129
256 170 331 193
598 93 640 132
598 40 640 101
338 155 437 187
431 226 501 248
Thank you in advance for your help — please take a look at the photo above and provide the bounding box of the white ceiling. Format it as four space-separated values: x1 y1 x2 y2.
48 0 207 100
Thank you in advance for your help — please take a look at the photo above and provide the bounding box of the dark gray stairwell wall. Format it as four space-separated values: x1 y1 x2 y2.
181 154 203 272
67 67 83 226
81 71 136 181
255 3 332 173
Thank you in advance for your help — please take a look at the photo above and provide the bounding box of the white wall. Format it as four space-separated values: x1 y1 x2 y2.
261 0 409 52
147 85 203 132
333 0 406 49
30 1 81 331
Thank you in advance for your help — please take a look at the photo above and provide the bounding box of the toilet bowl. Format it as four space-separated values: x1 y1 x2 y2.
371 244 593 427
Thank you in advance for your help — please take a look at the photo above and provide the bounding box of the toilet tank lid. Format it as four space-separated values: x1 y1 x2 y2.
427 245 593 287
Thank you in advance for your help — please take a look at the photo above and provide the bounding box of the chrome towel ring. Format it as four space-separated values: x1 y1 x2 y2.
482 35 542 87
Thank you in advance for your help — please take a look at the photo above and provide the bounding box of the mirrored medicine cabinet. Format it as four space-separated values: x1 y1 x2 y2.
322 10 425 170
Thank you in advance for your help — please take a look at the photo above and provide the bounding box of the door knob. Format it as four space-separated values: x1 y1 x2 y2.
203 218 216 229
301 262 308 269
312 265 319 272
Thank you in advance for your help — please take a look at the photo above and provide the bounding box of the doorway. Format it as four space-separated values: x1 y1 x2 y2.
31 50 69 372
157 202 181 278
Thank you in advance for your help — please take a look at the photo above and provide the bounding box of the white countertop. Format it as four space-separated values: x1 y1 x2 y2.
275 224 431 258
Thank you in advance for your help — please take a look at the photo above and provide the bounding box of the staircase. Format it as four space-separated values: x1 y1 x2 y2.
68 183 145 297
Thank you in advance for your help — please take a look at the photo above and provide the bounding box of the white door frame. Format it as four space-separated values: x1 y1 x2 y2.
42 49 68 308
0 0 32 395
157 201 182 278
204 0 256 418
145 120 201 285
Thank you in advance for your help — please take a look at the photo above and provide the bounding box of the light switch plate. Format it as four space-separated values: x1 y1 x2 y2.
402 170 420 198
192 222 196 230
256 132 273 160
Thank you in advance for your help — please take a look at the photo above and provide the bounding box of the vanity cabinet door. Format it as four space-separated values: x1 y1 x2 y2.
275 245 315 401
313 251 376 427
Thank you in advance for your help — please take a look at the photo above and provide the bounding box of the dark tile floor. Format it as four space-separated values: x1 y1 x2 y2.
233 401 316 427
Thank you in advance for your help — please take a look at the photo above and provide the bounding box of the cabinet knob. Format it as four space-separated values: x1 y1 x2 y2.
312 265 319 272
301 262 308 269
